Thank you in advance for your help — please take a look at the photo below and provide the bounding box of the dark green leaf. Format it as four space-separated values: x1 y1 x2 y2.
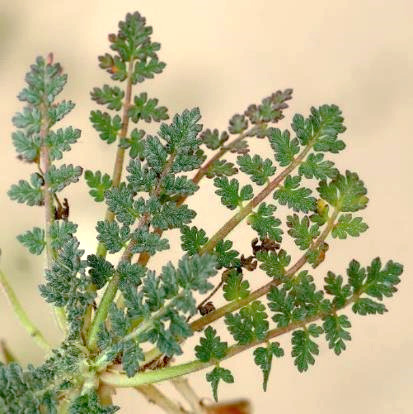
214 177 253 210
85 170 113 202
273 175 316 213
128 92 168 123
267 128 300 167
195 326 228 362
8 173 44 206
90 110 122 144
181 226 208 255
254 342 284 391
237 154 276 185
317 170 368 212
299 153 338 180
17 227 45 255
46 164 83 193
286 214 320 250
247 203 283 242
91 85 124 111
332 214 368 239
206 366 234 402
223 270 250 301
323 314 351 355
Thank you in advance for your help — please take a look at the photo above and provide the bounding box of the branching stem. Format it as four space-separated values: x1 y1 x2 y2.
101 290 357 388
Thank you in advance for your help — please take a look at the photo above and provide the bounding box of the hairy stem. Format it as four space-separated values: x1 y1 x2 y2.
96 59 135 258
136 384 188 414
40 100 67 332
0 268 51 352
87 155 176 350
101 289 357 388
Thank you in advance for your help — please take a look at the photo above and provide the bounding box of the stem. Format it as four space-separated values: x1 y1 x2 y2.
87 155 177 351
198 139 315 256
190 208 339 332
96 59 135 258
172 378 204 414
39 100 67 332
136 384 188 414
101 290 357 388
0 268 51 352
137 127 255 267
141 209 339 364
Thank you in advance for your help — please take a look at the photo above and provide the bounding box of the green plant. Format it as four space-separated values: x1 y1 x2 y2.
0 11 403 413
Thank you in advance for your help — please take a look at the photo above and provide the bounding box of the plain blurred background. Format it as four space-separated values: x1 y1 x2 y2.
0 0 412 412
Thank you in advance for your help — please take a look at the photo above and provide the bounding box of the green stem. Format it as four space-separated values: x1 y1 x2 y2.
0 268 51 352
100 290 357 388
88 155 176 351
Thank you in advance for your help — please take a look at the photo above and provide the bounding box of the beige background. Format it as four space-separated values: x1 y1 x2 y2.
0 0 412 413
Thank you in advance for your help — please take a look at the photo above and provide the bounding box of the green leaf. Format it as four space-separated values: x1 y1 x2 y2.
267 286 294 327
323 314 351 355
332 214 368 239
130 228 169 255
8 173 44 206
98 53 127 81
237 154 276 185
120 128 146 159
17 227 45 255
206 160 238 178
245 89 293 126
223 270 250 301
18 56 67 105
87 255 114 289
128 92 168 123
126 158 157 192
254 342 284 391
195 326 228 362
317 170 368 212
91 85 124 111
12 130 40 162
286 214 320 250
256 249 291 279
267 128 300 167
291 324 323 372
109 11 158 61
214 177 253 210
200 128 229 150
48 100 76 125
151 203 196 230
69 391 118 414
206 366 234 402
274 175 316 213
161 174 198 196
46 127 81 161
122 340 144 377
105 184 137 226
90 110 122 144
46 164 83 193
96 220 130 254
12 106 41 134
291 104 345 151
299 153 338 180
324 272 352 309
352 298 387 315
228 114 248 134
225 301 268 345
213 239 240 269
181 226 208 255
159 108 202 155
132 57 166 84
144 135 168 173
85 170 113 202
50 221 78 249
247 203 283 242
